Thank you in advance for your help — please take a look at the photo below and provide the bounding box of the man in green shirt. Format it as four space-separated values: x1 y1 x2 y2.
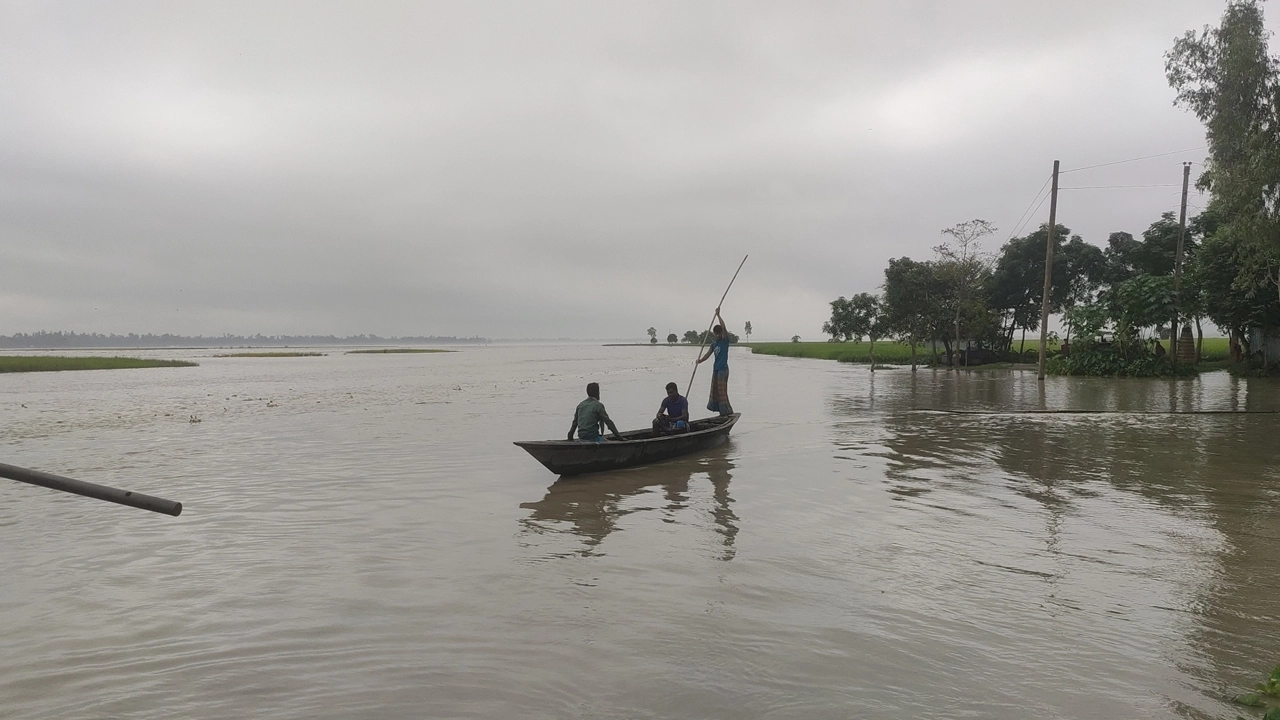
568 382 624 442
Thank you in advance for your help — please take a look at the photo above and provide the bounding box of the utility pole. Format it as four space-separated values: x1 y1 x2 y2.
1037 160 1060 381
1171 162 1191 367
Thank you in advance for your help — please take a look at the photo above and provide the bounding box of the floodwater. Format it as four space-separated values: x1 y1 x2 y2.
2 344 1279 719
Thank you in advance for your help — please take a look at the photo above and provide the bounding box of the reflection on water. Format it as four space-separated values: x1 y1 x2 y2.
520 448 737 560
827 368 1280 717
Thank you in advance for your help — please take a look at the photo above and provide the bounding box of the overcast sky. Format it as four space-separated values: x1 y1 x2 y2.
0 1 1266 340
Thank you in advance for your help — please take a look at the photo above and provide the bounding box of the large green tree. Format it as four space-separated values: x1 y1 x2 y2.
1100 213 1198 338
846 293 884 368
822 296 856 341
1192 209 1280 355
1102 231 1143 285
988 224 1105 350
882 257 943 369
820 293 885 365
1062 210 1211 369
1167 0 1280 310
935 219 997 366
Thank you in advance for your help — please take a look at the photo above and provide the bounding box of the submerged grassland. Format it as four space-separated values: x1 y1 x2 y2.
0 356 198 373
346 349 452 354
215 352 326 358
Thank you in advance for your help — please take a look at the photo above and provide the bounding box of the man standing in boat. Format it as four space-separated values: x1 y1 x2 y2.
697 308 734 416
652 382 690 435
568 382 624 443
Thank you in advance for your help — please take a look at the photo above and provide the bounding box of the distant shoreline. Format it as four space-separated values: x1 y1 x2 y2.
0 333 487 349
0 344 479 351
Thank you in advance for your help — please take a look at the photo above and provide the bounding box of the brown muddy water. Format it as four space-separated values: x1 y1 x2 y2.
1 344 1278 719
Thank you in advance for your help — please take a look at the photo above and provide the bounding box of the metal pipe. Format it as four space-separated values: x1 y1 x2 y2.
0 463 183 517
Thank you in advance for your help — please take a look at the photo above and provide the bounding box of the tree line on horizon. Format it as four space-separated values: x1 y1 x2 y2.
646 327 742 345
0 331 488 349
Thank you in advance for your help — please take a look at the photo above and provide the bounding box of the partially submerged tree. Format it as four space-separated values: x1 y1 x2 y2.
882 257 941 370
846 293 884 369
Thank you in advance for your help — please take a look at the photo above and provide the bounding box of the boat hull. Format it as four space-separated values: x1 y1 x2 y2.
514 414 739 476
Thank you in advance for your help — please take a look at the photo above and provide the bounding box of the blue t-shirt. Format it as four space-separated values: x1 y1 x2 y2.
711 339 730 372
660 394 688 418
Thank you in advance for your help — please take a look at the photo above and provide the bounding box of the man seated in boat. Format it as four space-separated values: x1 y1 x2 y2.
568 382 624 443
652 382 690 436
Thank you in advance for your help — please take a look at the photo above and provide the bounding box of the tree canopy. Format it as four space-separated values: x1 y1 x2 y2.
1167 0 1280 308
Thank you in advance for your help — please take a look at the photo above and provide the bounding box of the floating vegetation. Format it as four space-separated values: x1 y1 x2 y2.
1232 665 1280 718
215 352 326 358
0 356 197 373
346 348 452 354
1259 667 1280 697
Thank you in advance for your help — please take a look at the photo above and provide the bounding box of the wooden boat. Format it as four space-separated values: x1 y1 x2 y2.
514 414 739 476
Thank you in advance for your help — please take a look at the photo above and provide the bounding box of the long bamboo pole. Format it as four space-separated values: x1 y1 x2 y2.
0 462 183 516
686 255 748 398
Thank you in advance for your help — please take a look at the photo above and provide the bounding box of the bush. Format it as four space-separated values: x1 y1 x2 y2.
1047 350 1197 377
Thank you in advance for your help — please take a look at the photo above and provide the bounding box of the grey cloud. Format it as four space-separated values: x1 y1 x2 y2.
0 1 1256 339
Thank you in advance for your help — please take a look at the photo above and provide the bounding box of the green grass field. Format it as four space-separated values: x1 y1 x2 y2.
0 356 198 373
215 352 327 357
345 348 452 354
746 342 939 364
1193 336 1229 360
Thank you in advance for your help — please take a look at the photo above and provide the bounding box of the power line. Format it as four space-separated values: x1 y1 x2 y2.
1010 186 1052 240
1059 146 1206 174
1003 147 1206 243
1004 174 1052 242
1059 184 1182 189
